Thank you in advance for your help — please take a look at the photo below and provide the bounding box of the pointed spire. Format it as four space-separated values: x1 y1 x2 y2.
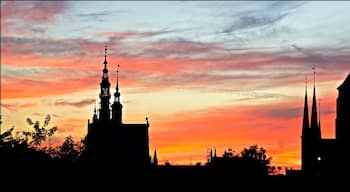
153 150 158 166
302 75 310 132
311 65 318 130
116 64 119 91
93 100 98 121
114 64 121 102
104 45 108 69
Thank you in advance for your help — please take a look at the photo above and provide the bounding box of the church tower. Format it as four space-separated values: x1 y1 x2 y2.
310 68 321 138
301 77 310 172
99 45 111 120
336 73 350 172
301 67 322 176
85 46 151 170
111 64 123 125
336 73 350 143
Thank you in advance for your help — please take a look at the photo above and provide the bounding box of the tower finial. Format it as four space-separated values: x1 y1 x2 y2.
104 45 108 68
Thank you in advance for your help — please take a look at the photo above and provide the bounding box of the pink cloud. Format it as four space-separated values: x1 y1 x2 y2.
1 1 68 23
1 102 38 112
54 99 95 108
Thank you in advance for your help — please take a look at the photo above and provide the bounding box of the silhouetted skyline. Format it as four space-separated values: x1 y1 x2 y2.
2 1 350 169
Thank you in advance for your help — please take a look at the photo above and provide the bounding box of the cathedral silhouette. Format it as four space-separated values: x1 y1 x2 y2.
301 71 350 176
84 46 150 169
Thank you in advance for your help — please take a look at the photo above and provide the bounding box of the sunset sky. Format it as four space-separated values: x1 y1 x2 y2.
1 1 350 169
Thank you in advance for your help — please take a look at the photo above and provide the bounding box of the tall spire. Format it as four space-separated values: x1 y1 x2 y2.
99 46 111 120
302 75 310 132
104 45 108 69
311 65 318 130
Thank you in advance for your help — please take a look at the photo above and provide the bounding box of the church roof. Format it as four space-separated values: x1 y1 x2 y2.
123 124 149 129
338 73 350 90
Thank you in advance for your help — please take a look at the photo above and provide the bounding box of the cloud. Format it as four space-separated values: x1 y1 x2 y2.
1 1 68 23
105 29 184 44
1 102 38 112
234 91 294 102
54 99 95 108
1 1 69 36
31 112 45 116
1 36 102 56
261 107 302 119
77 11 111 18
222 1 303 34
1 103 18 112
223 13 289 33
136 38 223 59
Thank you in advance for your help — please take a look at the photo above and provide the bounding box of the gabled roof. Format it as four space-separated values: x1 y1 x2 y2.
338 73 350 90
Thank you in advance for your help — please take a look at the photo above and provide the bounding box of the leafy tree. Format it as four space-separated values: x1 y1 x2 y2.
26 115 57 147
59 136 79 162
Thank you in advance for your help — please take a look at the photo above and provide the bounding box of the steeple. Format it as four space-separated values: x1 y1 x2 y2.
310 65 318 130
310 66 321 138
302 75 310 133
153 150 158 166
93 100 98 122
114 64 120 103
112 64 123 124
99 45 111 120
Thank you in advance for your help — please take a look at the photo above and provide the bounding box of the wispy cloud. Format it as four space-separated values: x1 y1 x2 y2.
54 99 95 108
222 1 303 36
223 13 289 33
1 1 69 36
77 11 111 18
1 102 38 112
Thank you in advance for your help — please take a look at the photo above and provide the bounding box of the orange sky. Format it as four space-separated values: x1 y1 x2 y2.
1 1 350 170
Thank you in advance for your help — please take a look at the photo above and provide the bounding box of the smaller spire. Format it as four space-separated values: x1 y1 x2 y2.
153 150 158 166
104 45 108 69
93 100 98 121
114 64 121 102
116 64 120 91
146 116 149 126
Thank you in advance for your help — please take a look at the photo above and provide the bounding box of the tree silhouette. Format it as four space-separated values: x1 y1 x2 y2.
59 136 79 162
25 115 57 147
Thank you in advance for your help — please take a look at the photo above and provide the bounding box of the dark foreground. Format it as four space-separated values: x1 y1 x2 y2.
1 162 337 190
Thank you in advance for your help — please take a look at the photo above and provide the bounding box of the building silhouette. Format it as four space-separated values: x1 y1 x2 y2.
301 72 350 176
84 46 150 169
